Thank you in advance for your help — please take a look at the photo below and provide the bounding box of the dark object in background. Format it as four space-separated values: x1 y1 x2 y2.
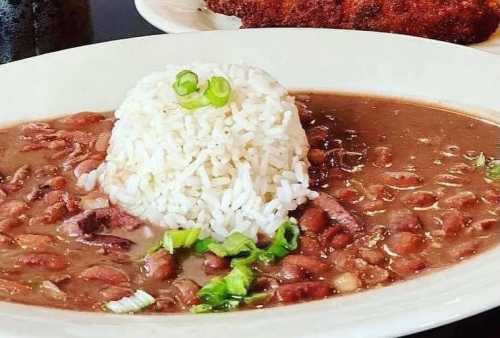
0 0 92 64
206 0 500 44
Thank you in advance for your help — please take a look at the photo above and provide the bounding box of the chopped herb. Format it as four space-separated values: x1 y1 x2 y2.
475 152 486 167
162 228 201 254
265 220 300 260
486 160 500 181
207 232 257 258
194 237 217 254
224 264 254 296
173 70 199 96
243 292 269 305
198 277 229 307
191 303 213 314
172 71 232 110
105 290 155 314
203 76 232 107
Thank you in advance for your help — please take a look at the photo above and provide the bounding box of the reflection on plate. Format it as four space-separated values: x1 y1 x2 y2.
135 0 500 55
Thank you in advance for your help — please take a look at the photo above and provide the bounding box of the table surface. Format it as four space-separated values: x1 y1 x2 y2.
0 0 499 337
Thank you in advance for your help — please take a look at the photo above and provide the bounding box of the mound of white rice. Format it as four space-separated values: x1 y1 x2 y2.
80 64 317 240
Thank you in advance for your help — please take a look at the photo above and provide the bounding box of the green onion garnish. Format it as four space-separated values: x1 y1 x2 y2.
243 292 269 305
203 76 232 108
173 70 199 96
224 264 254 296
265 220 300 260
163 228 201 254
105 290 155 314
475 152 486 167
177 91 211 110
194 237 217 254
486 161 500 181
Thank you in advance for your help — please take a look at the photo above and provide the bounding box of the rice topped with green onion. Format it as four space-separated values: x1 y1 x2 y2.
79 63 316 240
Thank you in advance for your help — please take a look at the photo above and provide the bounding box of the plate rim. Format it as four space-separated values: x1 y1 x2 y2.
0 30 499 338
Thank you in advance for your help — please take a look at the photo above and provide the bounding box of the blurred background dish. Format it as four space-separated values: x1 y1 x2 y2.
135 0 500 54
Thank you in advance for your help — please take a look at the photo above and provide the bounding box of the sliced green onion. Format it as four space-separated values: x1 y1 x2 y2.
191 303 213 314
265 220 299 260
194 238 217 254
204 76 232 108
198 276 229 307
243 292 269 305
177 91 211 110
173 70 199 96
163 228 201 254
224 264 254 296
105 290 155 314
486 161 500 181
475 152 486 167
207 232 256 258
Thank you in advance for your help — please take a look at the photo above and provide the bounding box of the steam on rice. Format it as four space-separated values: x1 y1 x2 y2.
80 64 316 240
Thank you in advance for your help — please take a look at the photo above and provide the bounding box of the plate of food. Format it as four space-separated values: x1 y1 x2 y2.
0 29 499 338
135 0 500 54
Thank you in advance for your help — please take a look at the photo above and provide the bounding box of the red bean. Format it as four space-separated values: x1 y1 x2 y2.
80 265 129 284
279 263 305 282
307 149 326 165
203 253 229 275
359 200 385 214
440 210 465 236
388 209 422 233
391 257 426 277
299 207 327 233
44 190 65 205
282 255 329 274
329 233 353 250
329 250 357 272
99 286 133 302
434 174 469 187
373 146 393 168
276 281 330 303
381 171 423 189
43 202 67 224
298 236 322 256
471 218 498 231
144 250 177 280
44 176 66 190
360 264 390 285
18 253 66 271
307 126 330 148
10 165 30 186
442 191 477 209
367 184 394 201
401 191 437 209
172 279 200 306
358 247 385 265
387 232 424 256
334 187 360 203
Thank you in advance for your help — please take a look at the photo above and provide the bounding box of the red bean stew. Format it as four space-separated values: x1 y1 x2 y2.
0 93 498 313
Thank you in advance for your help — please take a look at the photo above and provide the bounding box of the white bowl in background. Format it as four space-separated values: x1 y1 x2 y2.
134 0 500 55
0 29 499 338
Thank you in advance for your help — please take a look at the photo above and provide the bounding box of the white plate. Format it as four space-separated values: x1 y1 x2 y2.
0 29 499 338
135 0 500 55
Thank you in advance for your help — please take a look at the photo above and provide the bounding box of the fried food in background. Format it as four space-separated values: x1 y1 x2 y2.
206 0 500 44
